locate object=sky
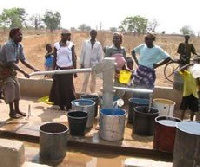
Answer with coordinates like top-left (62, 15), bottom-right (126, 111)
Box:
top-left (0, 0), bottom-right (200, 34)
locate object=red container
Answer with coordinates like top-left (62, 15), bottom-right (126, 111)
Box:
top-left (153, 116), bottom-right (181, 153)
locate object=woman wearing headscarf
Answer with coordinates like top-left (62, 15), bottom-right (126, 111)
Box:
top-left (49, 30), bottom-right (76, 111)
top-left (0, 28), bottom-right (38, 118)
top-left (131, 33), bottom-right (172, 90)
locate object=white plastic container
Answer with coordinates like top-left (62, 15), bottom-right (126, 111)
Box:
top-left (153, 98), bottom-right (176, 117)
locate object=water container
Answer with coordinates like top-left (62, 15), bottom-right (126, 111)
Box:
top-left (99, 108), bottom-right (126, 141)
top-left (80, 94), bottom-right (99, 117)
top-left (40, 123), bottom-right (68, 160)
top-left (67, 111), bottom-right (87, 136)
top-left (173, 122), bottom-right (200, 167)
top-left (153, 98), bottom-right (175, 116)
top-left (173, 71), bottom-right (183, 90)
top-left (128, 97), bottom-right (149, 124)
top-left (133, 106), bottom-right (159, 135)
top-left (153, 116), bottom-right (181, 153)
top-left (71, 99), bottom-right (95, 128)
top-left (119, 70), bottom-right (132, 83)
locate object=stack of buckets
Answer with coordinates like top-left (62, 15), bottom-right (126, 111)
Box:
top-left (152, 98), bottom-right (180, 153)
top-left (67, 94), bottom-right (126, 142)
top-left (128, 97), bottom-right (159, 136)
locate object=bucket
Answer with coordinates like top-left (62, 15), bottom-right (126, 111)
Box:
top-left (99, 108), bottom-right (126, 141)
top-left (40, 122), bottom-right (68, 160)
top-left (128, 97), bottom-right (149, 124)
top-left (67, 111), bottom-right (87, 136)
top-left (153, 116), bottom-right (181, 153)
top-left (71, 99), bottom-right (95, 128)
top-left (119, 70), bottom-right (132, 83)
top-left (153, 98), bottom-right (175, 117)
top-left (173, 71), bottom-right (184, 91)
top-left (133, 106), bottom-right (159, 135)
top-left (173, 122), bottom-right (200, 167)
top-left (80, 94), bottom-right (99, 117)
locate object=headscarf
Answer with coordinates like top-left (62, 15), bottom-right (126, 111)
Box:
top-left (145, 32), bottom-right (156, 40)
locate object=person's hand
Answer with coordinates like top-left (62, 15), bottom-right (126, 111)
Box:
top-left (80, 64), bottom-right (84, 69)
top-left (33, 68), bottom-right (40, 72)
top-left (153, 64), bottom-right (159, 69)
top-left (172, 59), bottom-right (180, 64)
top-left (22, 71), bottom-right (30, 78)
top-left (74, 73), bottom-right (78, 78)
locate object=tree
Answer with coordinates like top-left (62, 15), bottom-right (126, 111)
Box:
top-left (109, 27), bottom-right (117, 32)
top-left (29, 14), bottom-right (42, 30)
top-left (42, 10), bottom-right (61, 32)
top-left (119, 15), bottom-right (148, 34)
top-left (147, 19), bottom-right (159, 32)
top-left (180, 25), bottom-right (194, 36)
top-left (0, 7), bottom-right (27, 28)
top-left (78, 24), bottom-right (91, 32)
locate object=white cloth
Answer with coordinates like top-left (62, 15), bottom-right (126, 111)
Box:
top-left (54, 41), bottom-right (73, 67)
top-left (190, 64), bottom-right (200, 78)
top-left (80, 39), bottom-right (103, 68)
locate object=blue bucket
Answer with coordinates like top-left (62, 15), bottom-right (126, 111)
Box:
top-left (99, 108), bottom-right (126, 141)
top-left (128, 97), bottom-right (149, 123)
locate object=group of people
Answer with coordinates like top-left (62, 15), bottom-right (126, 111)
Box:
top-left (0, 27), bottom-right (199, 121)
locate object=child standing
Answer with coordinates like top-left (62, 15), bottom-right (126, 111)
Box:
top-left (45, 44), bottom-right (54, 77)
top-left (179, 64), bottom-right (200, 121)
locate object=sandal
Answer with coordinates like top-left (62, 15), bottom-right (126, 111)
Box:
top-left (16, 111), bottom-right (26, 117)
top-left (9, 112), bottom-right (21, 119)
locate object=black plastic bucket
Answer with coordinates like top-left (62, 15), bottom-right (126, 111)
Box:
top-left (40, 123), bottom-right (68, 160)
top-left (80, 95), bottom-right (99, 117)
top-left (133, 106), bottom-right (159, 135)
top-left (67, 111), bottom-right (87, 136)
top-left (128, 97), bottom-right (149, 124)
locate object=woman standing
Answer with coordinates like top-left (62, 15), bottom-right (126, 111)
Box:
top-left (49, 30), bottom-right (76, 111)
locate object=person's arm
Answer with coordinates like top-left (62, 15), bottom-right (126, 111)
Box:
top-left (53, 47), bottom-right (57, 70)
top-left (98, 44), bottom-right (103, 63)
top-left (72, 45), bottom-right (78, 77)
top-left (131, 50), bottom-right (139, 65)
top-left (191, 44), bottom-right (198, 56)
top-left (80, 41), bottom-right (86, 68)
top-left (153, 57), bottom-right (172, 69)
top-left (20, 59), bottom-right (39, 72)
top-left (6, 62), bottom-right (30, 78)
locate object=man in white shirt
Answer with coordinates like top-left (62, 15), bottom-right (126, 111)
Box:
top-left (80, 30), bottom-right (103, 93)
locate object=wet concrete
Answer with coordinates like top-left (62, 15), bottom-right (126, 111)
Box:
top-left (0, 96), bottom-right (173, 166)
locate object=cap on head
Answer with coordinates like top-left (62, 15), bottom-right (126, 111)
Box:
top-left (185, 34), bottom-right (190, 38)
top-left (145, 32), bottom-right (156, 40)
top-left (61, 29), bottom-right (71, 35)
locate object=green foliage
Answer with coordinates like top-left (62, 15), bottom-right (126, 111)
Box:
top-left (0, 7), bottom-right (27, 28)
top-left (109, 27), bottom-right (117, 32)
top-left (180, 25), bottom-right (194, 36)
top-left (78, 24), bottom-right (91, 32)
top-left (42, 10), bottom-right (61, 32)
top-left (119, 15), bottom-right (148, 33)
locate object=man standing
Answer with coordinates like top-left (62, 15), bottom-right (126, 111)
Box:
top-left (177, 34), bottom-right (198, 66)
top-left (0, 28), bottom-right (38, 118)
top-left (80, 30), bottom-right (103, 93)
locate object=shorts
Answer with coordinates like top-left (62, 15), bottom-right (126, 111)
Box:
top-left (180, 95), bottom-right (199, 112)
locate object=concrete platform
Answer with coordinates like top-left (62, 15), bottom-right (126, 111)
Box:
top-left (0, 96), bottom-right (173, 160)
